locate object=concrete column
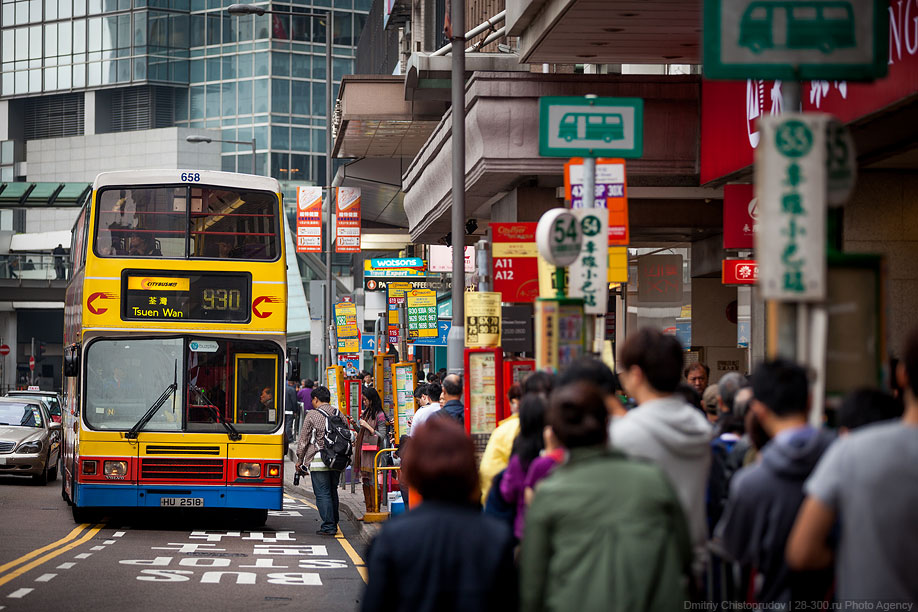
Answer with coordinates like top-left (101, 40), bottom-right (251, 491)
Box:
top-left (84, 91), bottom-right (96, 136)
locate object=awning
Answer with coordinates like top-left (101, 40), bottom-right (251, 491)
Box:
top-left (0, 182), bottom-right (91, 206)
top-left (9, 230), bottom-right (73, 252)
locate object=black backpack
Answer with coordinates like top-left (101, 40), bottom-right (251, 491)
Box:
top-left (316, 408), bottom-right (353, 471)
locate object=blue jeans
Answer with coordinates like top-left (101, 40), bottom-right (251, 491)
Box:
top-left (310, 469), bottom-right (340, 534)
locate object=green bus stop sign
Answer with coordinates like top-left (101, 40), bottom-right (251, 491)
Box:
top-left (704, 0), bottom-right (888, 81)
top-left (539, 97), bottom-right (644, 158)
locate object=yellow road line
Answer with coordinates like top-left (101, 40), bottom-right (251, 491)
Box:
top-left (283, 493), bottom-right (317, 510)
top-left (336, 529), bottom-right (368, 584)
top-left (0, 525), bottom-right (88, 575)
top-left (0, 524), bottom-right (105, 588)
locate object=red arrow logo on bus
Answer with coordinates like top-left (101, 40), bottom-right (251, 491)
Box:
top-left (252, 296), bottom-right (279, 319)
top-left (87, 292), bottom-right (116, 315)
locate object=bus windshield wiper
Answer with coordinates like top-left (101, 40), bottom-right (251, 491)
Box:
top-left (189, 383), bottom-right (242, 441)
top-left (125, 360), bottom-right (178, 440)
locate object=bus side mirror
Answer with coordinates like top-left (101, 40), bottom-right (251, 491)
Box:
top-left (287, 346), bottom-right (300, 381)
top-left (63, 344), bottom-right (80, 377)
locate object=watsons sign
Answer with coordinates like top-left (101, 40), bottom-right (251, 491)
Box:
top-left (369, 258), bottom-right (424, 269)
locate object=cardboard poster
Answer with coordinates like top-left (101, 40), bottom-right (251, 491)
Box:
top-left (295, 186), bottom-right (322, 253)
top-left (335, 187), bottom-right (361, 253)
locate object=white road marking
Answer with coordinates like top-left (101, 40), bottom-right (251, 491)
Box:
top-left (104, 540), bottom-right (116, 545)
top-left (74, 553), bottom-right (92, 559)
top-left (56, 563), bottom-right (75, 570)
top-left (113, 532), bottom-right (126, 538)
top-left (90, 546), bottom-right (105, 551)
top-left (34, 574), bottom-right (56, 583)
top-left (7, 589), bottom-right (33, 598)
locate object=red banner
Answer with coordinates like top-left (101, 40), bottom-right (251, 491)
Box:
top-left (722, 259), bottom-right (758, 285)
top-left (335, 187), bottom-right (361, 253)
top-left (723, 184), bottom-right (756, 250)
top-left (295, 186), bottom-right (322, 253)
top-left (491, 222), bottom-right (540, 303)
top-left (701, 0), bottom-right (918, 184)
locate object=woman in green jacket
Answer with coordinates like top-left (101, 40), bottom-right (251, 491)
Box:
top-left (520, 382), bottom-right (693, 612)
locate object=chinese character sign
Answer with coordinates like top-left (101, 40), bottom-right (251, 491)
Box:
top-left (723, 184), bottom-right (757, 250)
top-left (295, 186), bottom-right (322, 253)
top-left (387, 282), bottom-right (411, 345)
top-left (569, 208), bottom-right (609, 314)
top-left (335, 301), bottom-right (359, 353)
top-left (335, 187), bottom-right (361, 253)
top-left (756, 113), bottom-right (827, 301)
top-left (637, 255), bottom-right (684, 303)
top-left (491, 222), bottom-right (540, 303)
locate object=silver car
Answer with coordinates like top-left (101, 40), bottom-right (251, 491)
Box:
top-left (5, 390), bottom-right (63, 423)
top-left (0, 397), bottom-right (61, 485)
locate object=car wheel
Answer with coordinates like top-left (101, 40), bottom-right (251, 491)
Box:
top-left (247, 509), bottom-right (268, 527)
top-left (72, 505), bottom-right (96, 524)
top-left (48, 459), bottom-right (58, 482)
top-left (32, 461), bottom-right (49, 486)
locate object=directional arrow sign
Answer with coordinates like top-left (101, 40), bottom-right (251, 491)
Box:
top-left (361, 336), bottom-right (376, 351)
top-left (539, 97), bottom-right (644, 158)
top-left (703, 0), bottom-right (888, 81)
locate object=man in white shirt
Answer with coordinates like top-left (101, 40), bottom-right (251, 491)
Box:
top-left (410, 382), bottom-right (441, 432)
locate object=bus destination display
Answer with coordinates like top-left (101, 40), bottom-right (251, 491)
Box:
top-left (123, 272), bottom-right (250, 322)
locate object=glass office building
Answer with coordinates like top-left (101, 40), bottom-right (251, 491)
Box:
top-left (0, 0), bottom-right (369, 183)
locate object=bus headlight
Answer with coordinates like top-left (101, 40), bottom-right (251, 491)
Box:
top-left (237, 462), bottom-right (261, 478)
top-left (266, 464), bottom-right (281, 478)
top-left (103, 460), bottom-right (129, 477)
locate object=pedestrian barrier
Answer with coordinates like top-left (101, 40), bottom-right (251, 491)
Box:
top-left (363, 447), bottom-right (400, 523)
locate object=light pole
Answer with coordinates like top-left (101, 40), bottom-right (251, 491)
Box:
top-left (446, 0), bottom-right (466, 373)
top-left (227, 3), bottom-right (335, 373)
top-left (186, 135), bottom-right (256, 174)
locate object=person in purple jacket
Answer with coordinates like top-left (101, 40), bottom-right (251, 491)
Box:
top-left (500, 394), bottom-right (548, 540)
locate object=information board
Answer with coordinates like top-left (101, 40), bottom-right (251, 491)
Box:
top-left (325, 365), bottom-right (345, 414)
top-left (406, 289), bottom-right (438, 340)
top-left (465, 292), bottom-right (502, 348)
top-left (464, 348), bottom-right (503, 457)
top-left (122, 271), bottom-right (250, 322)
top-left (374, 354), bottom-right (396, 417)
top-left (392, 362), bottom-right (416, 440)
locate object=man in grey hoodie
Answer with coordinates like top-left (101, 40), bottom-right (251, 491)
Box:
top-left (713, 359), bottom-right (835, 606)
top-left (611, 328), bottom-right (713, 574)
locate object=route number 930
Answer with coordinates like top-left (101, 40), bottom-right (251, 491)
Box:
top-left (181, 172), bottom-right (201, 182)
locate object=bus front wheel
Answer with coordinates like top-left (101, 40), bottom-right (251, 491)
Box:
top-left (72, 505), bottom-right (96, 524)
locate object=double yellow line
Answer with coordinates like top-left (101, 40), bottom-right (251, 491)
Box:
top-left (0, 523), bottom-right (105, 588)
top-left (284, 493), bottom-right (368, 584)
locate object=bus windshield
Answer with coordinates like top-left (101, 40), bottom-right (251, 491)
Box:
top-left (94, 186), bottom-right (279, 260)
top-left (84, 337), bottom-right (282, 434)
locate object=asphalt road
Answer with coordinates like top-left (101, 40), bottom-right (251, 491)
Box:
top-left (0, 473), bottom-right (369, 612)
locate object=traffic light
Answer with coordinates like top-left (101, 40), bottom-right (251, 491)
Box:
top-left (36, 342), bottom-right (45, 361)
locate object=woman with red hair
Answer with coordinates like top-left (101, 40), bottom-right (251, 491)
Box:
top-left (361, 417), bottom-right (517, 612)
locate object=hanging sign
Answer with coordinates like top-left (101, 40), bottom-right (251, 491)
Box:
top-left (464, 292), bottom-right (502, 348)
top-left (335, 187), bottom-right (361, 253)
top-left (536, 209), bottom-right (582, 267)
top-left (387, 282), bottom-right (411, 345)
top-left (569, 208), bottom-right (609, 314)
top-left (724, 184), bottom-right (757, 250)
top-left (565, 158), bottom-right (626, 207)
top-left (428, 245), bottom-right (476, 273)
top-left (491, 222), bottom-right (540, 303)
top-left (295, 186), bottom-right (322, 253)
top-left (406, 289), bottom-right (438, 339)
top-left (722, 259), bottom-right (759, 285)
top-left (638, 255), bottom-right (684, 303)
top-left (756, 113), bottom-right (828, 301)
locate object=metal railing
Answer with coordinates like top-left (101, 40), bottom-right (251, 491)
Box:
top-left (0, 252), bottom-right (71, 281)
top-left (372, 447), bottom-right (400, 513)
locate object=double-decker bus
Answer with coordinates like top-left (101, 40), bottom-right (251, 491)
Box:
top-left (61, 170), bottom-right (288, 525)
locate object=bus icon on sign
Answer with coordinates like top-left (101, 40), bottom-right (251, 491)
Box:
top-left (558, 113), bottom-right (624, 143)
top-left (739, 1), bottom-right (855, 54)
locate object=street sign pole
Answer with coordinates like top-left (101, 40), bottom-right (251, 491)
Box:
top-left (446, 0), bottom-right (466, 375)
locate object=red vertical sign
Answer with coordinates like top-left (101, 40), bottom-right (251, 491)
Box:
top-left (335, 187), bottom-right (361, 253)
top-left (295, 186), bottom-right (322, 253)
top-left (723, 184), bottom-right (757, 250)
top-left (491, 222), bottom-right (540, 303)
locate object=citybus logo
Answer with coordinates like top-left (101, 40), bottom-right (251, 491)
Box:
top-left (87, 292), bottom-right (116, 315)
top-left (252, 296), bottom-right (280, 318)
top-left (127, 276), bottom-right (190, 291)
top-left (142, 279), bottom-right (179, 289)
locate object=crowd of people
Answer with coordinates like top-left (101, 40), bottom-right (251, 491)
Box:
top-left (353, 327), bottom-right (918, 612)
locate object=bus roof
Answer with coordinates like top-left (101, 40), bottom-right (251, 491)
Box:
top-left (92, 170), bottom-right (281, 194)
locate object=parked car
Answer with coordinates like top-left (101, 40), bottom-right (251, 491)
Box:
top-left (6, 390), bottom-right (63, 423)
top-left (0, 397), bottom-right (61, 484)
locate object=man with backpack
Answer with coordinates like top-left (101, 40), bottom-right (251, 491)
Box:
top-left (295, 385), bottom-right (353, 536)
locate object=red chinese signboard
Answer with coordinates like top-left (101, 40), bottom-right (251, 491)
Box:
top-left (295, 186), bottom-right (322, 253)
top-left (491, 222), bottom-right (540, 303)
top-left (722, 259), bottom-right (759, 285)
top-left (724, 184), bottom-right (757, 250)
top-left (701, 0), bottom-right (918, 184)
top-left (564, 158), bottom-right (629, 245)
top-left (335, 187), bottom-right (361, 253)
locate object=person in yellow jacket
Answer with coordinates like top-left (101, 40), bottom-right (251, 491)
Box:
top-left (479, 383), bottom-right (522, 504)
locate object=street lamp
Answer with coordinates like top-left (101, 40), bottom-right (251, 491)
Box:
top-left (186, 135), bottom-right (257, 175)
top-left (227, 3), bottom-right (335, 373)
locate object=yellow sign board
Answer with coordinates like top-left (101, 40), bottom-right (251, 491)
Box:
top-left (465, 291), bottom-right (501, 348)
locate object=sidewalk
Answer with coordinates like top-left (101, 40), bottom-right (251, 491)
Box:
top-left (283, 446), bottom-right (382, 546)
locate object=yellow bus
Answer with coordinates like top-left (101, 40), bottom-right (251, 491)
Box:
top-left (61, 170), bottom-right (289, 525)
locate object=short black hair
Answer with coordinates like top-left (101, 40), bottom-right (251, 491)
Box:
top-left (548, 382), bottom-right (608, 448)
top-left (751, 359), bottom-right (808, 417)
top-left (620, 328), bottom-right (684, 393)
top-left (558, 358), bottom-right (621, 396)
top-left (684, 362), bottom-right (710, 379)
top-left (413, 384), bottom-right (428, 400)
top-left (426, 372), bottom-right (438, 383)
top-left (442, 374), bottom-right (462, 397)
top-left (523, 371), bottom-right (555, 397)
top-left (425, 382), bottom-right (442, 402)
top-left (838, 388), bottom-right (903, 430)
top-left (305, 379), bottom-right (314, 388)
top-left (311, 385), bottom-right (331, 404)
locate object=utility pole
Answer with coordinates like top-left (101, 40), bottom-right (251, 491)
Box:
top-left (446, 0), bottom-right (466, 374)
